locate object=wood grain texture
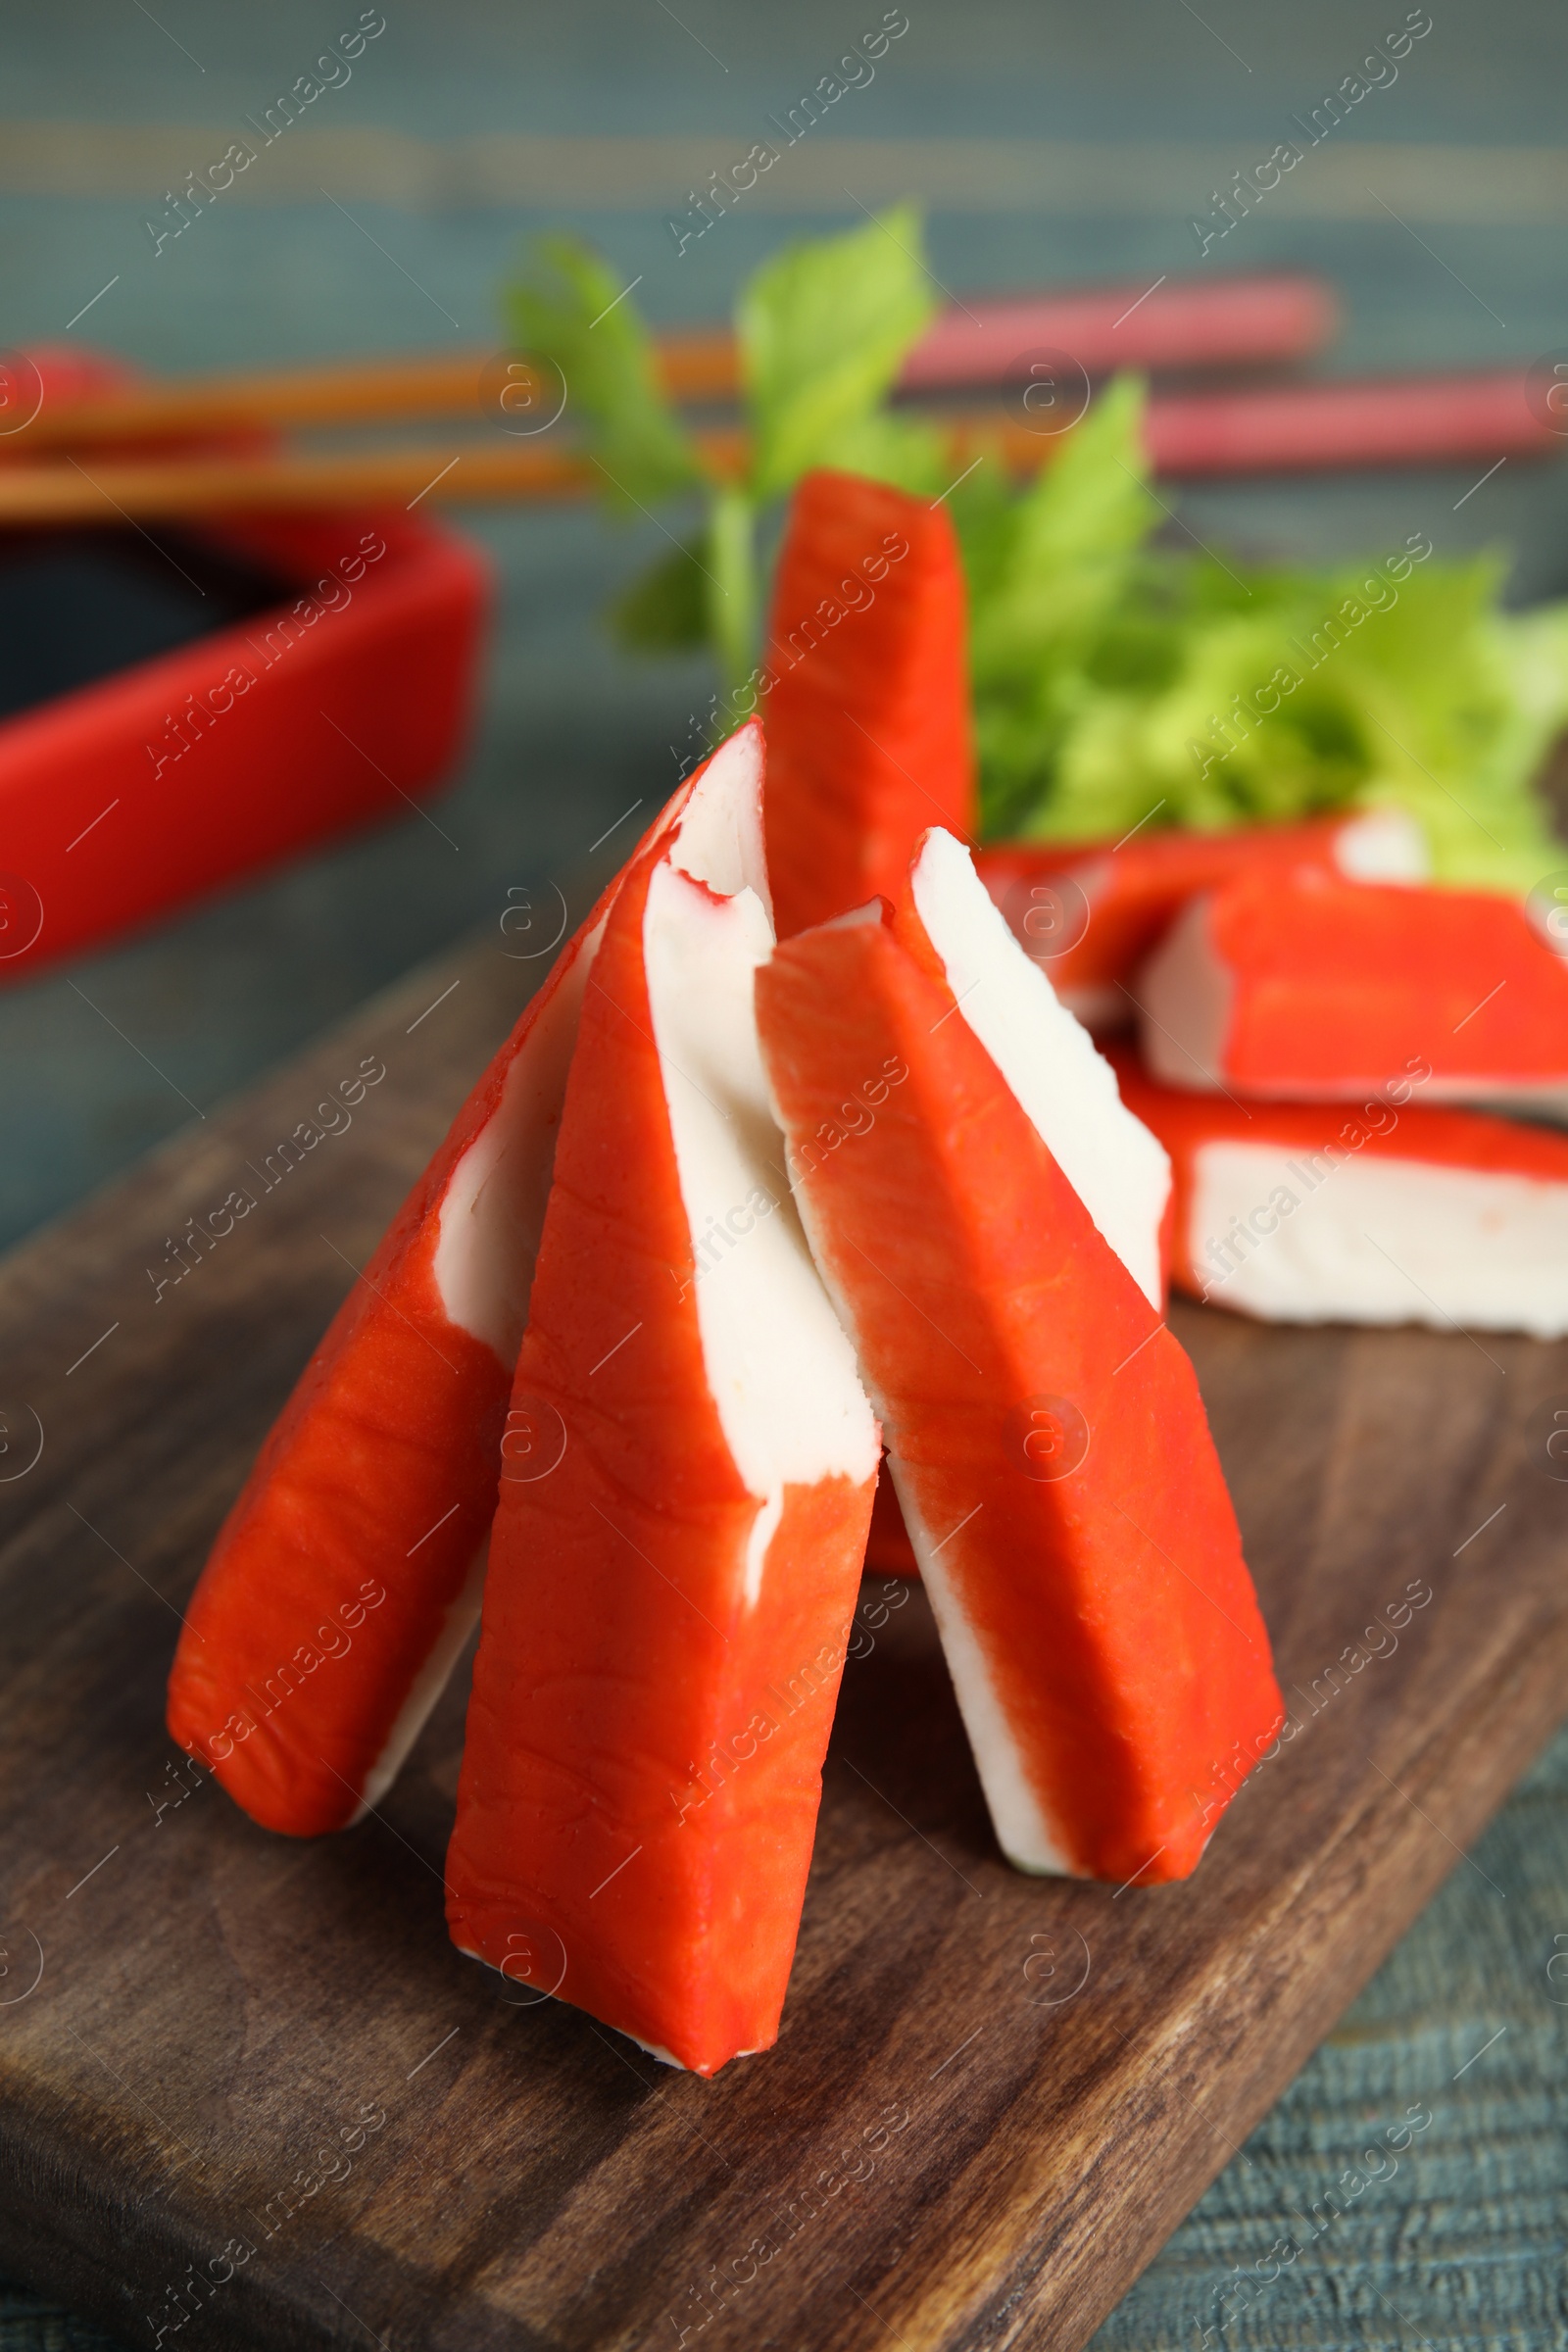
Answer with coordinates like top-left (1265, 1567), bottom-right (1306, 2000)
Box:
top-left (1, 900), bottom-right (1566, 2352)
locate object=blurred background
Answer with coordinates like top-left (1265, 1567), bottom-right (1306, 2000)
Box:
top-left (2, 5), bottom-right (1565, 2346)
top-left (8, 0), bottom-right (1568, 1255)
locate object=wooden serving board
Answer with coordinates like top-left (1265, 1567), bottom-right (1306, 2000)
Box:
top-left (2, 887), bottom-right (1566, 2352)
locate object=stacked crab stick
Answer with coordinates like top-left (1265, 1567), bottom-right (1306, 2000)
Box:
top-left (976, 808), bottom-right (1429, 1031)
top-left (167, 785), bottom-right (704, 1832)
top-left (170, 475), bottom-right (1285, 2070)
top-left (761, 469), bottom-right (976, 940)
top-left (445, 724), bottom-right (881, 2077)
top-left (762, 465), bottom-right (977, 1576)
top-left (1113, 1051), bottom-right (1568, 1338)
top-left (1138, 868), bottom-right (1568, 1113)
top-left (756, 829), bottom-right (1284, 1886)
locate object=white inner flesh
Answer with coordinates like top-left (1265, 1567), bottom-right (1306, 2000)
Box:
top-left (1191, 1139), bottom-right (1568, 1336)
top-left (1137, 893), bottom-right (1235, 1094)
top-left (355, 1541), bottom-right (488, 1821)
top-left (669, 722), bottom-right (772, 925)
top-left (433, 916), bottom-right (607, 1362)
top-left (440, 1996), bottom-right (757, 2072)
top-left (910, 829), bottom-right (1169, 1310)
top-left (626, 2034), bottom-right (687, 2069)
top-left (645, 862), bottom-right (878, 1606)
top-left (1332, 807), bottom-right (1431, 883)
top-left (429, 723), bottom-right (768, 1360)
top-left (889, 1463), bottom-right (1075, 1875)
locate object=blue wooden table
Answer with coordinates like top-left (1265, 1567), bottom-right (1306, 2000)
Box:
top-left (1, 3), bottom-right (1565, 2342)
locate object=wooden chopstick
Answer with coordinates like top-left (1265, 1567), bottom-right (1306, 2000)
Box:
top-left (9, 339), bottom-right (736, 452)
top-left (1, 368), bottom-right (1556, 526)
top-left (0, 440), bottom-right (620, 519)
top-left (9, 274), bottom-right (1334, 453)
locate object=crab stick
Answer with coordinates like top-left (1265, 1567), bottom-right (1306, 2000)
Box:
top-left (1139, 868), bottom-right (1568, 1112)
top-left (445, 724), bottom-right (880, 2076)
top-left (167, 785), bottom-right (704, 1836)
top-left (761, 468), bottom-right (975, 940)
top-left (977, 807), bottom-right (1428, 1031)
top-left (755, 829), bottom-right (1283, 1885)
top-left (1112, 1049), bottom-right (1568, 1336)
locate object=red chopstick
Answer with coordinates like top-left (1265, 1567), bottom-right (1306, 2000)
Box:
top-left (906, 273), bottom-right (1338, 388)
top-left (1144, 369), bottom-right (1557, 477)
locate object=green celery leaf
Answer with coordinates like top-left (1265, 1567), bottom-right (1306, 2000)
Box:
top-left (814, 409), bottom-right (950, 499)
top-left (978, 525), bottom-right (1566, 890)
top-left (966, 375), bottom-right (1161, 691)
top-left (505, 235), bottom-right (700, 512)
top-left (736, 202), bottom-right (938, 505)
top-left (1348, 571), bottom-right (1567, 890)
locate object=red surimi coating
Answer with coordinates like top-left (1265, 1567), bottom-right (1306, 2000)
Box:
top-left (761, 468), bottom-right (975, 940)
top-left (445, 725), bottom-right (879, 2076)
top-left (167, 785), bottom-right (706, 1834)
top-left (755, 845), bottom-right (1283, 1885)
top-left (976, 808), bottom-right (1426, 1031)
top-left (1114, 1050), bottom-right (1568, 1195)
top-left (1140, 868), bottom-right (1568, 1103)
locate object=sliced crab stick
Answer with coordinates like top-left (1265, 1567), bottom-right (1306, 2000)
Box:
top-left (756, 830), bottom-right (1283, 1886)
top-left (445, 724), bottom-right (880, 2076)
top-left (1112, 1050), bottom-right (1568, 1336)
top-left (977, 807), bottom-right (1428, 1031)
top-left (1139, 868), bottom-right (1568, 1112)
top-left (167, 785), bottom-right (705, 1835)
top-left (761, 468), bottom-right (975, 940)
